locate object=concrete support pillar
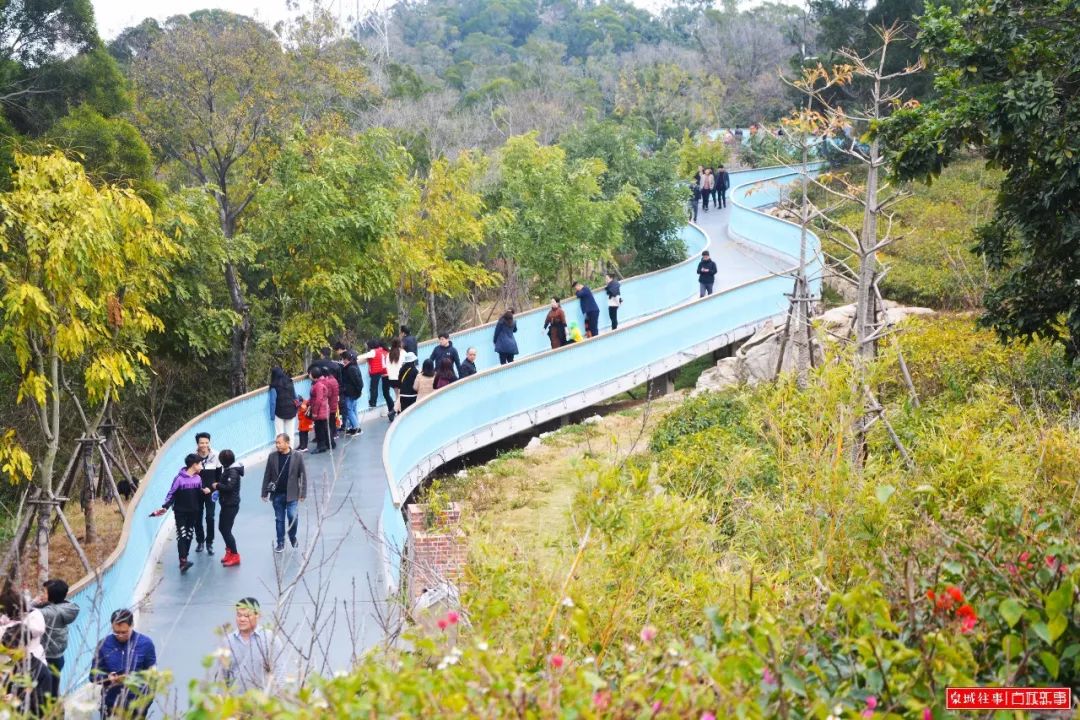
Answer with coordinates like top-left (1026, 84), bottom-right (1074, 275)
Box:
top-left (647, 372), bottom-right (675, 398)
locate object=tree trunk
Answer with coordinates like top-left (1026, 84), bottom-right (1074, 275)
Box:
top-left (224, 261), bottom-right (250, 396)
top-left (427, 291), bottom-right (438, 337)
top-left (81, 446), bottom-right (97, 545)
top-left (35, 503), bottom-right (50, 585)
top-left (855, 135), bottom-right (881, 363)
top-left (793, 140), bottom-right (812, 389)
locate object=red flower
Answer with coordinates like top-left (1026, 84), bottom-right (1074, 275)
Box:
top-left (437, 618), bottom-right (449, 630)
top-left (926, 589), bottom-right (936, 601)
top-left (446, 611), bottom-right (460, 625)
top-left (1046, 555), bottom-right (1058, 569)
top-left (1005, 563), bottom-right (1019, 577)
top-left (550, 654), bottom-right (565, 669)
top-left (960, 614), bottom-right (977, 634)
top-left (1019, 551), bottom-right (1030, 563)
top-left (957, 604), bottom-right (977, 620)
top-left (946, 586), bottom-right (964, 603)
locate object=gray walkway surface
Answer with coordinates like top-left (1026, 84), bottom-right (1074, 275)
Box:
top-left (138, 421), bottom-right (391, 715)
top-left (133, 202), bottom-right (788, 715)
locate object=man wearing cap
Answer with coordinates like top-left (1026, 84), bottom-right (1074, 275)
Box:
top-left (222, 598), bottom-right (284, 694)
top-left (696, 251), bottom-right (718, 297)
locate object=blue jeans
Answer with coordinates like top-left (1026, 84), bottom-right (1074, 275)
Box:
top-left (271, 495), bottom-right (298, 545)
top-left (344, 396), bottom-right (360, 430)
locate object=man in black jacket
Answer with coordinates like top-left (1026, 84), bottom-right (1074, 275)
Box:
top-left (340, 351), bottom-right (364, 436)
top-left (697, 251), bottom-right (719, 297)
top-left (399, 326), bottom-right (418, 354)
top-left (460, 347), bottom-right (478, 378)
top-left (715, 165), bottom-right (730, 208)
top-left (428, 334), bottom-right (461, 375)
top-left (193, 432), bottom-right (220, 555)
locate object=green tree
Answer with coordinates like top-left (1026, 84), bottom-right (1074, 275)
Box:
top-left (561, 120), bottom-right (687, 274)
top-left (0, 0), bottom-right (98, 105)
top-left (491, 133), bottom-right (639, 302)
top-left (882, 0), bottom-right (1080, 355)
top-left (382, 152), bottom-right (503, 335)
top-left (0, 151), bottom-right (179, 581)
top-left (614, 62), bottom-right (725, 142)
top-left (252, 131), bottom-right (414, 361)
top-left (131, 12), bottom-right (292, 395)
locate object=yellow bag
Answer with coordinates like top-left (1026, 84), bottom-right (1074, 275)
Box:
top-left (569, 323), bottom-right (584, 343)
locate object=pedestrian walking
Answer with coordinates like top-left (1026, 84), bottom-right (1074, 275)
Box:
top-left (385, 339), bottom-right (403, 418)
top-left (460, 347), bottom-right (478, 378)
top-left (604, 272), bottom-right (622, 330)
top-left (428, 333), bottom-right (461, 376)
top-left (340, 351), bottom-right (364, 435)
top-left (701, 168), bottom-right (714, 211)
top-left (261, 434), bottom-right (307, 553)
top-left (697, 250), bottom-right (718, 297)
top-left (296, 397), bottom-right (313, 452)
top-left (688, 180), bottom-right (700, 222)
top-left (398, 352), bottom-right (419, 411)
top-left (267, 367), bottom-right (298, 442)
top-left (214, 449), bottom-right (244, 567)
top-left (1, 587), bottom-right (49, 715)
top-left (573, 281), bottom-right (601, 338)
top-left (361, 339), bottom-right (394, 420)
top-left (399, 325), bottom-right (418, 354)
top-left (149, 453), bottom-right (209, 573)
top-left (89, 609), bottom-right (156, 719)
top-left (493, 310), bottom-right (519, 365)
top-left (544, 298), bottom-right (568, 348)
top-left (433, 357), bottom-right (457, 389)
top-left (32, 578), bottom-right (80, 699)
top-left (222, 598), bottom-right (283, 694)
top-left (715, 165), bottom-right (730, 208)
top-left (307, 367), bottom-right (333, 454)
top-left (193, 432), bottom-right (220, 556)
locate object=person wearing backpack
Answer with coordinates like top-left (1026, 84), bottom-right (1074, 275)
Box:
top-left (604, 272), bottom-right (622, 330)
top-left (493, 310), bottom-right (519, 364)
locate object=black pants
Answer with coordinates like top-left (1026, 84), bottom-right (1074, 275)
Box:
top-left (369, 374), bottom-right (394, 411)
top-left (314, 418), bottom-right (333, 451)
top-left (46, 655), bottom-right (64, 698)
top-left (608, 306), bottom-right (619, 330)
top-left (400, 395), bottom-right (417, 412)
top-left (688, 199), bottom-right (698, 222)
top-left (717, 188), bottom-right (727, 208)
top-left (175, 511), bottom-right (197, 560)
top-left (329, 410), bottom-right (338, 438)
top-left (701, 187), bottom-right (711, 209)
top-left (298, 430), bottom-right (309, 450)
top-left (498, 353), bottom-right (515, 364)
top-left (584, 311), bottom-right (600, 338)
top-left (193, 492), bottom-right (215, 547)
top-left (218, 505), bottom-right (239, 554)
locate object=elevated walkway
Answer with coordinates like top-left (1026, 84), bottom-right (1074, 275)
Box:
top-left (55, 165), bottom-right (821, 711)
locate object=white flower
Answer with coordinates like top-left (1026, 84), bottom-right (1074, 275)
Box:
top-left (667, 647), bottom-right (679, 657)
top-left (583, 656), bottom-right (595, 664)
top-left (625, 644), bottom-right (637, 653)
top-left (561, 597), bottom-right (575, 608)
top-left (476, 640), bottom-right (489, 651)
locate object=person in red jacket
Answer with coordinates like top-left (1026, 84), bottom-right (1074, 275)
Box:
top-left (308, 367), bottom-right (332, 454)
top-left (360, 339), bottom-right (395, 420)
top-left (323, 370), bottom-right (340, 449)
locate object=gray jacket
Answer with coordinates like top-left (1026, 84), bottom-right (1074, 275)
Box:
top-left (260, 450), bottom-right (307, 503)
top-left (35, 601), bottom-right (80, 659)
top-left (223, 628), bottom-right (284, 693)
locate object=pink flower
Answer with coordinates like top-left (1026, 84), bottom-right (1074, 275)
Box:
top-left (446, 611), bottom-right (460, 625)
top-left (1046, 555), bottom-right (1057, 568)
top-left (923, 708), bottom-right (932, 720)
top-left (866, 696), bottom-right (878, 710)
top-left (701, 713), bottom-right (716, 720)
top-left (1018, 551), bottom-right (1030, 563)
top-left (651, 700), bottom-right (663, 713)
top-left (862, 712), bottom-right (874, 719)
top-left (593, 690), bottom-right (611, 710)
top-left (762, 668), bottom-right (776, 685)
top-left (1005, 563), bottom-right (1018, 577)
top-left (960, 614), bottom-right (977, 634)
top-left (437, 618), bottom-right (449, 630)
top-left (550, 654), bottom-right (565, 669)
top-left (640, 625), bottom-right (658, 643)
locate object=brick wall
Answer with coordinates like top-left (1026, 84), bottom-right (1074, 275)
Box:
top-left (406, 502), bottom-right (467, 605)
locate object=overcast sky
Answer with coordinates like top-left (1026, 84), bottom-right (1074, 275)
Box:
top-left (91, 0), bottom-right (682, 40)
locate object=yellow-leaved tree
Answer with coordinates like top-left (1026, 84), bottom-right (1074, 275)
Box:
top-left (383, 153), bottom-right (504, 335)
top-left (0, 151), bottom-right (180, 582)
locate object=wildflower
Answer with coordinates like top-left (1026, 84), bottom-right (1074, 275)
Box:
top-left (593, 690), bottom-right (611, 711)
top-left (946, 586), bottom-right (964, 603)
top-left (762, 668), bottom-right (776, 685)
top-left (550, 654), bottom-right (565, 669)
top-left (863, 695), bottom-right (877, 717)
top-left (702, 714), bottom-right (717, 720)
top-left (960, 614), bottom-right (977, 634)
top-left (1019, 551), bottom-right (1030, 563)
top-left (925, 589), bottom-right (935, 601)
top-left (652, 700), bottom-right (663, 713)
top-left (476, 640), bottom-right (489, 651)
top-left (437, 618), bottom-right (449, 630)
top-left (446, 611), bottom-right (460, 625)
top-left (1005, 563), bottom-right (1018, 577)
top-left (923, 708), bottom-right (932, 720)
top-left (956, 604), bottom-right (976, 620)
top-left (640, 625), bottom-right (658, 643)
top-left (561, 596), bottom-right (575, 608)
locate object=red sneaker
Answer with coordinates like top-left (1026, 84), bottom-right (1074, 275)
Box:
top-left (222, 552), bottom-right (241, 567)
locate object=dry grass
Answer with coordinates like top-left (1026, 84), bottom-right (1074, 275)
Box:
top-left (449, 394), bottom-right (684, 570)
top-left (15, 499), bottom-right (127, 586)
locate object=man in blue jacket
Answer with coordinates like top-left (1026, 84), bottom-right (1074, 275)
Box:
top-left (90, 608), bottom-right (157, 718)
top-left (573, 281), bottom-right (601, 338)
